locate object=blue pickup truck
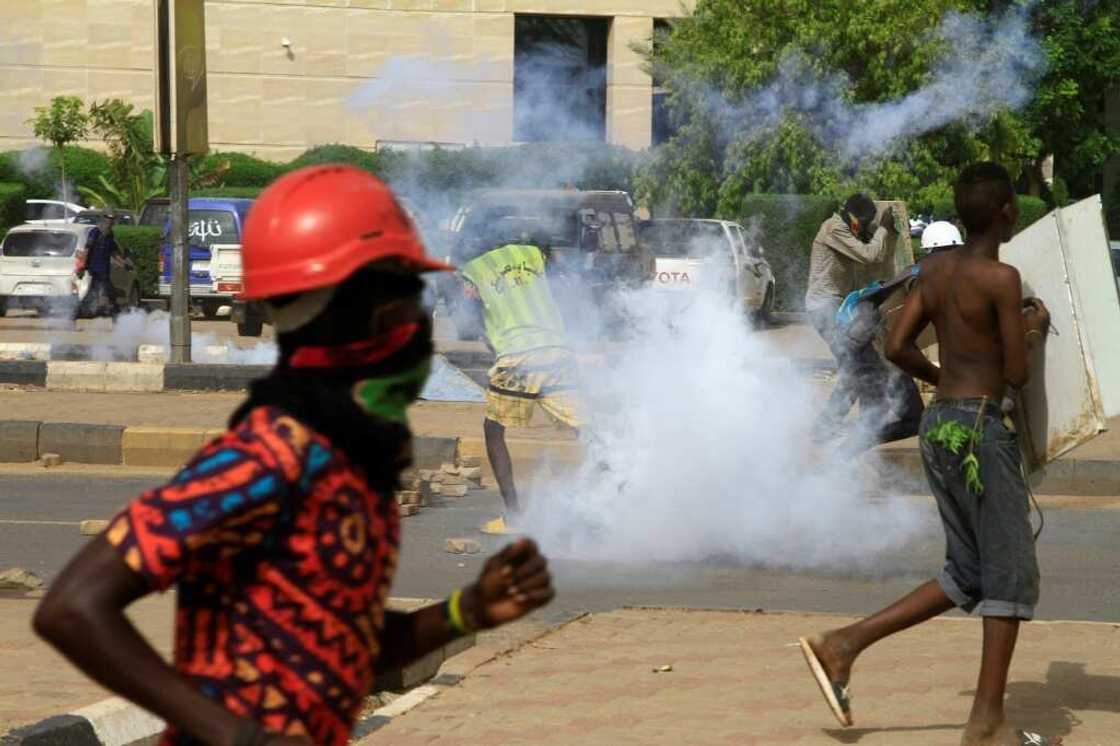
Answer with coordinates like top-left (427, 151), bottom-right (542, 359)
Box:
top-left (157, 198), bottom-right (254, 317)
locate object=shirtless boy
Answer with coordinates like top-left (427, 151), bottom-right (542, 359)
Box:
top-left (798, 162), bottom-right (1057, 746)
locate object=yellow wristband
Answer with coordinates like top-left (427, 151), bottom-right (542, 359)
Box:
top-left (447, 589), bottom-right (473, 636)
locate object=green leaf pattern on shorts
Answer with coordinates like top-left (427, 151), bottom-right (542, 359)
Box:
top-left (924, 419), bottom-right (985, 495)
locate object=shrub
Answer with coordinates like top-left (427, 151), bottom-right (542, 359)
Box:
top-left (1016, 196), bottom-right (1050, 233)
top-left (199, 152), bottom-right (284, 187)
top-left (115, 225), bottom-right (162, 297)
top-left (287, 144), bottom-right (404, 178)
top-left (0, 182), bottom-right (26, 235)
top-left (720, 194), bottom-right (836, 311)
top-left (0, 147), bottom-right (110, 201)
top-left (192, 186), bottom-right (263, 199)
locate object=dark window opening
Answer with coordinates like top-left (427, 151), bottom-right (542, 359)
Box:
top-left (651, 19), bottom-right (676, 146)
top-left (514, 15), bottom-right (608, 142)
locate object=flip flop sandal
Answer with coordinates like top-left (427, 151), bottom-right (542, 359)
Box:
top-left (798, 637), bottom-right (852, 727)
top-left (1018, 732), bottom-right (1058, 745)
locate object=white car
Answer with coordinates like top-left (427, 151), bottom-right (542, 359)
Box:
top-left (640, 218), bottom-right (777, 321)
top-left (24, 199), bottom-right (86, 224)
top-left (0, 223), bottom-right (139, 317)
top-left (209, 242), bottom-right (268, 336)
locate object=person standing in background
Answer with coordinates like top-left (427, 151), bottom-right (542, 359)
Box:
top-left (805, 194), bottom-right (898, 440)
top-left (79, 211), bottom-right (120, 317)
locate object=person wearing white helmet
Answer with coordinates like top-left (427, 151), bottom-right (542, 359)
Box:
top-left (921, 221), bottom-right (964, 253)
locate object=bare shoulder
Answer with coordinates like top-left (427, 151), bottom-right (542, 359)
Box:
top-left (981, 260), bottom-right (1022, 295)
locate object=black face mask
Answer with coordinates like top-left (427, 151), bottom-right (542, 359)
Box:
top-left (232, 269), bottom-right (433, 495)
top-left (842, 208), bottom-right (878, 243)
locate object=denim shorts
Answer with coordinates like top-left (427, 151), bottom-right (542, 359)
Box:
top-left (919, 398), bottom-right (1040, 619)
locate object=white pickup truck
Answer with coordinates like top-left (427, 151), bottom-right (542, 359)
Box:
top-left (209, 243), bottom-right (266, 336)
top-left (639, 218), bottom-right (776, 321)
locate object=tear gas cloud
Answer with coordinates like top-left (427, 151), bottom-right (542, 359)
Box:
top-left (518, 241), bottom-right (927, 569)
top-left (87, 309), bottom-right (279, 364)
top-left (683, 4), bottom-right (1044, 161)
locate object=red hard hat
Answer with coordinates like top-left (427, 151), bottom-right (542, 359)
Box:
top-left (240, 164), bottom-right (452, 300)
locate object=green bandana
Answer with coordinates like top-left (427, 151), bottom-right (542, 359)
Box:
top-left (351, 360), bottom-right (431, 425)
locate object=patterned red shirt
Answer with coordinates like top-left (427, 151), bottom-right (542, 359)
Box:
top-left (106, 406), bottom-right (400, 745)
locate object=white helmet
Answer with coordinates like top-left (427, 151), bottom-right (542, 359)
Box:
top-left (921, 221), bottom-right (964, 251)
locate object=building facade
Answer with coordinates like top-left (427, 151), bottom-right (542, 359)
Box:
top-left (0, 0), bottom-right (689, 161)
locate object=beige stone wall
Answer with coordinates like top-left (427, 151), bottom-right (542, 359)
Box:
top-left (0, 0), bottom-right (689, 162)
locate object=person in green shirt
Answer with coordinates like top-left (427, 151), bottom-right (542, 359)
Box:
top-left (459, 217), bottom-right (585, 535)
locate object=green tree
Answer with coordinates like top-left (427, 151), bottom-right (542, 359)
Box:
top-left (1016, 0), bottom-right (1120, 198)
top-left (27, 95), bottom-right (89, 203)
top-left (641, 0), bottom-right (1120, 216)
top-left (78, 100), bottom-right (161, 212)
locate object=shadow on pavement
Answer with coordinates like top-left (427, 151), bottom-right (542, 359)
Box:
top-left (820, 661), bottom-right (1120, 743)
top-left (999, 660), bottom-right (1120, 741)
top-left (822, 723), bottom-right (961, 743)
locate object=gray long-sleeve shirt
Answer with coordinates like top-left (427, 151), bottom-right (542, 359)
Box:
top-left (804, 214), bottom-right (890, 312)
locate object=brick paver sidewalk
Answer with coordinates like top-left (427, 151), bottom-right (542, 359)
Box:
top-left (0, 594), bottom-right (173, 734)
top-left (361, 608), bottom-right (1120, 746)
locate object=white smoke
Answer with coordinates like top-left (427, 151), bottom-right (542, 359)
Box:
top-left (87, 309), bottom-right (278, 364)
top-left (14, 147), bottom-right (76, 203)
top-left (515, 218), bottom-right (927, 566)
top-left (519, 254), bottom-right (926, 568)
top-left (18, 148), bottom-right (49, 177)
top-left (688, 4), bottom-right (1044, 161)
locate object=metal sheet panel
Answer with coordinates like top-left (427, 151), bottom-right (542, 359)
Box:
top-left (1002, 199), bottom-right (1109, 468)
top-left (1055, 196), bottom-right (1120, 419)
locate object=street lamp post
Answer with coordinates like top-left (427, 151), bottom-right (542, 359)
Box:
top-left (154, 0), bottom-right (209, 364)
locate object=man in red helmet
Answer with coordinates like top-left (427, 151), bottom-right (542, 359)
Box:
top-left (34, 165), bottom-right (556, 746)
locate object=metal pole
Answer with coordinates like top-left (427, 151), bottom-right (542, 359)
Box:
top-left (169, 153), bottom-right (191, 363)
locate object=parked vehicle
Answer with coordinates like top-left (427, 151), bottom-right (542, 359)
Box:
top-left (138, 197), bottom-right (170, 228)
top-left (209, 242), bottom-right (270, 337)
top-left (639, 218), bottom-right (776, 322)
top-left (0, 223), bottom-right (139, 317)
top-left (74, 209), bottom-right (136, 226)
top-left (157, 197), bottom-right (255, 318)
top-left (437, 189), bottom-right (651, 338)
top-left (24, 200), bottom-right (85, 224)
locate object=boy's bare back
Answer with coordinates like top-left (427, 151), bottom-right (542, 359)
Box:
top-left (916, 249), bottom-right (1028, 401)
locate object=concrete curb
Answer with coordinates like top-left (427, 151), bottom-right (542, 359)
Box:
top-left (0, 361), bottom-right (269, 393)
top-left (0, 420), bottom-right (462, 470)
top-left (0, 361), bottom-right (47, 387)
top-left (876, 448), bottom-right (1120, 497)
top-left (0, 354), bottom-right (839, 394)
top-left (0, 698), bottom-right (162, 746)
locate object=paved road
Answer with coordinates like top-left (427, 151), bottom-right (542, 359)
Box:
top-left (3, 473), bottom-right (1117, 622)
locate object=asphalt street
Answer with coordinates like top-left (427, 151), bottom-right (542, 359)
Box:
top-left (2, 472), bottom-right (1118, 623)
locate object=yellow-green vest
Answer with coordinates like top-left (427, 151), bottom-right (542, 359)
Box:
top-left (461, 244), bottom-right (567, 357)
